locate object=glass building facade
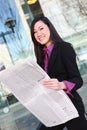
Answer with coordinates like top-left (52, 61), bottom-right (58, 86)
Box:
top-left (0, 0), bottom-right (87, 129)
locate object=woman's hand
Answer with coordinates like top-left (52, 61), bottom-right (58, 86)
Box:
top-left (42, 78), bottom-right (67, 90)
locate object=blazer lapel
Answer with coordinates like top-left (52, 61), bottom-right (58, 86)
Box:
top-left (48, 43), bottom-right (59, 72)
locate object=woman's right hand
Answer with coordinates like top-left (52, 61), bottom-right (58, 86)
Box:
top-left (42, 78), bottom-right (67, 91)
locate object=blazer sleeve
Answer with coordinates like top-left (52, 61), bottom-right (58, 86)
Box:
top-left (61, 42), bottom-right (83, 91)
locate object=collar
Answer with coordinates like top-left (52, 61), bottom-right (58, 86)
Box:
top-left (43, 43), bottom-right (54, 56)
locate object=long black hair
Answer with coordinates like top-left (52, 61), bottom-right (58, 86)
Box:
top-left (30, 15), bottom-right (63, 66)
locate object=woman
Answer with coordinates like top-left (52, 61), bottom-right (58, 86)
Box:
top-left (30, 15), bottom-right (87, 130)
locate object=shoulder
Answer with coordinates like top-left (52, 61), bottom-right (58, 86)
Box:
top-left (58, 41), bottom-right (75, 53)
top-left (59, 41), bottom-right (73, 49)
top-left (54, 41), bottom-right (76, 59)
top-left (55, 41), bottom-right (73, 49)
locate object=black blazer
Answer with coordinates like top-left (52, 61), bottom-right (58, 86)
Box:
top-left (46, 41), bottom-right (85, 114)
top-left (47, 41), bottom-right (83, 91)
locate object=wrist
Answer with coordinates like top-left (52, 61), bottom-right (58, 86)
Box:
top-left (61, 82), bottom-right (67, 90)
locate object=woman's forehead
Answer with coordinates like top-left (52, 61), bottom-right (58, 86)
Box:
top-left (34, 20), bottom-right (47, 29)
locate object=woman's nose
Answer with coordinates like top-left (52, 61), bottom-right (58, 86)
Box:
top-left (37, 31), bottom-right (41, 36)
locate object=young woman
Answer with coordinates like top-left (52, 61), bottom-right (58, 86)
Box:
top-left (30, 15), bottom-right (87, 130)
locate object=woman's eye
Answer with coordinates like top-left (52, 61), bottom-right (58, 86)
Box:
top-left (40, 27), bottom-right (44, 30)
top-left (33, 27), bottom-right (44, 35)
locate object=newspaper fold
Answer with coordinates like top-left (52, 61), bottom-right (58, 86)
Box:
top-left (0, 58), bottom-right (79, 127)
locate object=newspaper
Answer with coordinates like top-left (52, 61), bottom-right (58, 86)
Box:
top-left (0, 58), bottom-right (79, 127)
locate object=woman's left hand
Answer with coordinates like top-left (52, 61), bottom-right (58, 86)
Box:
top-left (42, 78), bottom-right (66, 90)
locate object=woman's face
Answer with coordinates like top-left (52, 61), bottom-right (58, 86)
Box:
top-left (33, 20), bottom-right (52, 47)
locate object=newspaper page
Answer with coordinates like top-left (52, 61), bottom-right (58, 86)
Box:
top-left (0, 58), bottom-right (79, 127)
